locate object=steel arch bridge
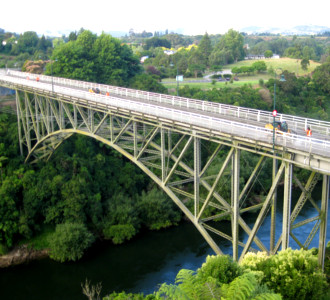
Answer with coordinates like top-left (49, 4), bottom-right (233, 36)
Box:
top-left (1, 70), bottom-right (329, 267)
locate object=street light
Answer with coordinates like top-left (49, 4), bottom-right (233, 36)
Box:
top-left (170, 61), bottom-right (182, 96)
top-left (272, 69), bottom-right (286, 151)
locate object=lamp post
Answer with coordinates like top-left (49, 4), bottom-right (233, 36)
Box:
top-left (51, 60), bottom-right (54, 93)
top-left (272, 69), bottom-right (286, 151)
top-left (170, 62), bottom-right (180, 96)
top-left (176, 65), bottom-right (179, 96)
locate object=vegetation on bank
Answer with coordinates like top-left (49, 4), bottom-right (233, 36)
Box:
top-left (98, 246), bottom-right (330, 300)
top-left (0, 111), bottom-right (182, 261)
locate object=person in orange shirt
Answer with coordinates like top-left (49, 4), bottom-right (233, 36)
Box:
top-left (305, 126), bottom-right (312, 137)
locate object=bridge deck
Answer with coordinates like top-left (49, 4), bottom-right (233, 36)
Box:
top-left (1, 70), bottom-right (330, 174)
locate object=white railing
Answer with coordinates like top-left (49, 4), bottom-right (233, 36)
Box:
top-left (1, 72), bottom-right (329, 160)
top-left (6, 70), bottom-right (330, 138)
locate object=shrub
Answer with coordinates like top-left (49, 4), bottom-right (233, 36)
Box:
top-left (48, 223), bottom-right (95, 262)
top-left (197, 254), bottom-right (242, 284)
top-left (241, 248), bottom-right (327, 300)
top-left (103, 224), bottom-right (136, 244)
top-left (324, 241), bottom-right (330, 283)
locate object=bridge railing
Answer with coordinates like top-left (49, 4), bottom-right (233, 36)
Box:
top-left (5, 70), bottom-right (330, 138)
top-left (2, 72), bottom-right (329, 161)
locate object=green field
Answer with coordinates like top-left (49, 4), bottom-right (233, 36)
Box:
top-left (162, 58), bottom-right (321, 90)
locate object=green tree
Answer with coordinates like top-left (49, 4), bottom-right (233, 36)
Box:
top-left (241, 249), bottom-right (327, 300)
top-left (48, 223), bottom-right (95, 262)
top-left (144, 37), bottom-right (171, 50)
top-left (264, 50), bottom-right (273, 58)
top-left (212, 29), bottom-right (244, 64)
top-left (301, 58), bottom-right (310, 70)
top-left (197, 32), bottom-right (212, 67)
top-left (12, 31), bottom-right (39, 55)
top-left (130, 74), bottom-right (167, 93)
top-left (49, 31), bottom-right (141, 86)
top-left (93, 33), bottom-right (141, 86)
top-left (103, 224), bottom-right (136, 244)
top-left (252, 60), bottom-right (267, 73)
top-left (188, 48), bottom-right (206, 77)
top-left (311, 59), bottom-right (330, 93)
top-left (197, 254), bottom-right (242, 284)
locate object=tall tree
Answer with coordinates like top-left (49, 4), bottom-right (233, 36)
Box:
top-left (49, 31), bottom-right (141, 86)
top-left (211, 29), bottom-right (244, 64)
top-left (197, 32), bottom-right (212, 67)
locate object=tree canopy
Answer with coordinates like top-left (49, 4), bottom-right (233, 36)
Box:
top-left (49, 30), bottom-right (141, 86)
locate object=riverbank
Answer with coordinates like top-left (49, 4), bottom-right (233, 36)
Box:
top-left (0, 245), bottom-right (49, 268)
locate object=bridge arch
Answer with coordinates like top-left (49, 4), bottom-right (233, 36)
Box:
top-left (26, 127), bottom-right (223, 255)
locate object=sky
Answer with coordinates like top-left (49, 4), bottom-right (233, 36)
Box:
top-left (2, 0), bottom-right (329, 36)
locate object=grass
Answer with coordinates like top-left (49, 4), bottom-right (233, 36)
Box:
top-left (162, 58), bottom-right (321, 91)
top-left (225, 57), bottom-right (320, 77)
top-left (163, 79), bottom-right (256, 90)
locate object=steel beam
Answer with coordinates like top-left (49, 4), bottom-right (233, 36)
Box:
top-left (282, 157), bottom-right (292, 250)
top-left (318, 175), bottom-right (329, 270)
top-left (231, 146), bottom-right (240, 260)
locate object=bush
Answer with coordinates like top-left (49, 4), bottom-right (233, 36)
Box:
top-left (324, 241), bottom-right (330, 283)
top-left (103, 224), bottom-right (136, 244)
top-left (197, 254), bottom-right (242, 284)
top-left (241, 248), bottom-right (327, 300)
top-left (48, 223), bottom-right (95, 262)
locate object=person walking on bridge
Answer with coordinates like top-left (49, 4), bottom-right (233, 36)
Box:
top-left (305, 126), bottom-right (312, 137)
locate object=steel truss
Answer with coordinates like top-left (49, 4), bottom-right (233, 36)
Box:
top-left (15, 89), bottom-right (329, 267)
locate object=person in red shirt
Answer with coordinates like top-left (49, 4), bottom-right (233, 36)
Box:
top-left (305, 126), bottom-right (312, 137)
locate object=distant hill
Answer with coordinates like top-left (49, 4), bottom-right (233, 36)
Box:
top-left (240, 25), bottom-right (330, 35)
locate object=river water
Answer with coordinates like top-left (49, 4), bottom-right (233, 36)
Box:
top-left (0, 186), bottom-right (329, 300)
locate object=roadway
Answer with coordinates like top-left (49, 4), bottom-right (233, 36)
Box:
top-left (1, 70), bottom-right (330, 166)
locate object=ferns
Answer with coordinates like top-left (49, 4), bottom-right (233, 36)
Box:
top-left (156, 268), bottom-right (281, 300)
top-left (222, 273), bottom-right (257, 299)
top-left (253, 294), bottom-right (282, 300)
top-left (106, 249), bottom-right (326, 299)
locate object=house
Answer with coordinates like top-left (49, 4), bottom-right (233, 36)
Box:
top-left (140, 56), bottom-right (149, 63)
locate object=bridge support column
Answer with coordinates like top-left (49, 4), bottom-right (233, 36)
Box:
top-left (318, 175), bottom-right (329, 270)
top-left (15, 91), bottom-right (23, 156)
top-left (194, 136), bottom-right (201, 218)
top-left (231, 146), bottom-right (240, 261)
top-left (161, 128), bottom-right (166, 182)
top-left (133, 121), bottom-right (138, 158)
top-left (270, 157), bottom-right (278, 253)
top-left (282, 159), bottom-right (292, 250)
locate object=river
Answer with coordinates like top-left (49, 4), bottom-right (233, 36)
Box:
top-left (0, 186), bottom-right (329, 300)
